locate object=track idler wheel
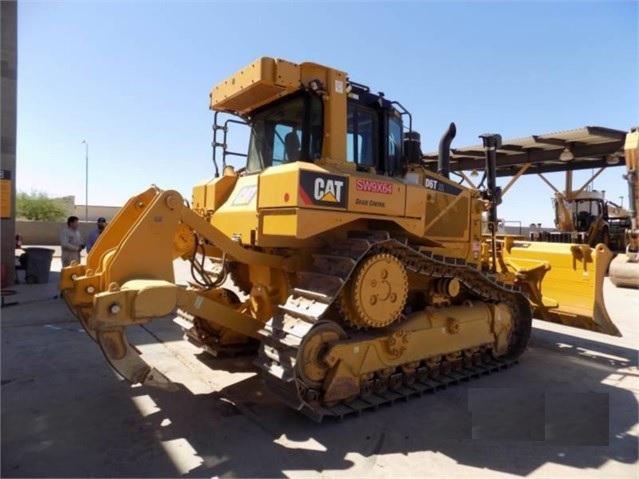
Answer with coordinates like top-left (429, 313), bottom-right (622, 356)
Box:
top-left (339, 253), bottom-right (408, 329)
top-left (296, 321), bottom-right (347, 388)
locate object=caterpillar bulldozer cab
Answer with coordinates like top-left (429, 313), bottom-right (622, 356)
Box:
top-left (59, 57), bottom-right (621, 421)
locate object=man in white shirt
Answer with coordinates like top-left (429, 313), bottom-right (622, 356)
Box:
top-left (60, 216), bottom-right (84, 267)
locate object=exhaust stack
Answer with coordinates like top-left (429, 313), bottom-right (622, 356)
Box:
top-left (438, 122), bottom-right (457, 179)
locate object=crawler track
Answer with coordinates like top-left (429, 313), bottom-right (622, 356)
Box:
top-left (266, 355), bottom-right (519, 422)
top-left (254, 231), bottom-right (532, 422)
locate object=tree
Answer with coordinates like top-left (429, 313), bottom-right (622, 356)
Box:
top-left (16, 191), bottom-right (68, 221)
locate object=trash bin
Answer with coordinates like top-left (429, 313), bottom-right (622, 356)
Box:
top-left (22, 247), bottom-right (55, 284)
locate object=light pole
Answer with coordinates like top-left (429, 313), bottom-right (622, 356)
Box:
top-left (619, 196), bottom-right (624, 208)
top-left (82, 140), bottom-right (88, 223)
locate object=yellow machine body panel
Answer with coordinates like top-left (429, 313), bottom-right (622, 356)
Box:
top-left (422, 171), bottom-right (472, 242)
top-left (347, 173), bottom-right (405, 216)
top-left (405, 183), bottom-right (427, 218)
top-left (210, 57), bottom-right (302, 114)
top-left (609, 129), bottom-right (639, 288)
top-left (206, 161), bottom-right (479, 253)
top-left (191, 172), bottom-right (239, 215)
top-left (209, 175), bottom-right (260, 244)
top-left (620, 129), bottom-right (638, 221)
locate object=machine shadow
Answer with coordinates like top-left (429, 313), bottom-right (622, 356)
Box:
top-left (140, 326), bottom-right (639, 478)
top-left (0, 301), bottom-right (182, 478)
top-left (530, 325), bottom-right (638, 368)
top-left (4, 299), bottom-right (635, 478)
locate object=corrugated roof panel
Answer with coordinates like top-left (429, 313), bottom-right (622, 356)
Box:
top-left (421, 125), bottom-right (628, 176)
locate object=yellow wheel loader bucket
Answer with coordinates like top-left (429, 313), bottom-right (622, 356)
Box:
top-left (499, 239), bottom-right (620, 336)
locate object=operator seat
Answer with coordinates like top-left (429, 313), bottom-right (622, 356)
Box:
top-left (284, 132), bottom-right (301, 162)
top-left (576, 211), bottom-right (590, 231)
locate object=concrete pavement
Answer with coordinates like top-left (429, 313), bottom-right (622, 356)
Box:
top-left (1, 248), bottom-right (638, 478)
top-left (3, 246), bottom-right (64, 307)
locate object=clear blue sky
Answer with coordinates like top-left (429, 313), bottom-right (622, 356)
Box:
top-left (17, 1), bottom-right (638, 226)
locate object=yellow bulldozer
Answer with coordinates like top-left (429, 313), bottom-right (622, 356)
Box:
top-left (59, 57), bottom-right (622, 421)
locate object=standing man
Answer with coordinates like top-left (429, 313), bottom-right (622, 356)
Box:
top-left (60, 216), bottom-right (84, 267)
top-left (86, 217), bottom-right (107, 253)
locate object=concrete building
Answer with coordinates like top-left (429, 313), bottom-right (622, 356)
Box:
top-left (72, 204), bottom-right (121, 223)
top-left (1, 0), bottom-right (18, 287)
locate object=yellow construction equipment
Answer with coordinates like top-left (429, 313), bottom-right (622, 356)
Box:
top-left (609, 129), bottom-right (639, 288)
top-left (551, 189), bottom-right (629, 250)
top-left (59, 57), bottom-right (621, 421)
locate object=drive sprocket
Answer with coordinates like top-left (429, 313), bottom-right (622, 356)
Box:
top-left (227, 261), bottom-right (251, 295)
top-left (339, 253), bottom-right (408, 329)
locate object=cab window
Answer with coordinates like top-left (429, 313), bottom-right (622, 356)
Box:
top-left (387, 116), bottom-right (403, 175)
top-left (246, 93), bottom-right (323, 172)
top-left (347, 106), bottom-right (377, 168)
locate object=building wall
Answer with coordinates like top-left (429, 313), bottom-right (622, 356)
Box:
top-left (1, 0), bottom-right (18, 286)
top-left (13, 205), bottom-right (121, 246)
top-left (17, 221), bottom-right (96, 246)
top-left (71, 205), bottom-right (121, 222)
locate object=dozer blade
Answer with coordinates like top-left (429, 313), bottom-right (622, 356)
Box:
top-left (609, 252), bottom-right (639, 288)
top-left (500, 240), bottom-right (621, 336)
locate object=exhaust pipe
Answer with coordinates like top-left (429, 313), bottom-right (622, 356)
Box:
top-left (480, 133), bottom-right (503, 273)
top-left (438, 122), bottom-right (456, 179)
top-left (480, 133), bottom-right (503, 211)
